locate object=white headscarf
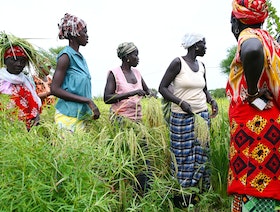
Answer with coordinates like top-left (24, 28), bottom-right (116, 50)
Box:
top-left (181, 33), bottom-right (204, 49)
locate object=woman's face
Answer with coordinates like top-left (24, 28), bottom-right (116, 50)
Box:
top-left (77, 27), bottom-right (88, 46)
top-left (195, 38), bottom-right (206, 56)
top-left (126, 49), bottom-right (139, 67)
top-left (231, 16), bottom-right (240, 40)
top-left (5, 56), bottom-right (28, 75)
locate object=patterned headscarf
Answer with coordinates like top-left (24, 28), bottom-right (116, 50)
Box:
top-left (117, 42), bottom-right (137, 59)
top-left (58, 13), bottom-right (87, 39)
top-left (4, 46), bottom-right (27, 59)
top-left (181, 33), bottom-right (204, 49)
top-left (232, 0), bottom-right (268, 25)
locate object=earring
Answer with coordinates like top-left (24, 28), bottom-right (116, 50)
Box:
top-left (235, 28), bottom-right (240, 34)
top-left (127, 59), bottom-right (130, 62)
top-left (195, 46), bottom-right (199, 50)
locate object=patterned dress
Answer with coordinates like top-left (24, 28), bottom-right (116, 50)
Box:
top-left (33, 75), bottom-right (56, 106)
top-left (0, 68), bottom-right (41, 130)
top-left (226, 28), bottom-right (280, 209)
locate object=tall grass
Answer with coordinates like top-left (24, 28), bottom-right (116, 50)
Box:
top-left (0, 96), bottom-right (231, 211)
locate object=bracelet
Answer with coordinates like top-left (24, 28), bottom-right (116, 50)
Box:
top-left (247, 91), bottom-right (259, 97)
top-left (178, 99), bottom-right (184, 107)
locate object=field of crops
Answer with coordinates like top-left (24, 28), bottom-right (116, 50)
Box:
top-left (0, 96), bottom-right (231, 211)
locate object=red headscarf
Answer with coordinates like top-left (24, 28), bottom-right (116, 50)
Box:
top-left (4, 46), bottom-right (27, 59)
top-left (232, 0), bottom-right (268, 25)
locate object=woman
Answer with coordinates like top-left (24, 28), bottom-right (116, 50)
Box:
top-left (103, 42), bottom-right (151, 123)
top-left (0, 43), bottom-right (41, 131)
top-left (158, 33), bottom-right (218, 199)
top-left (103, 42), bottom-right (152, 194)
top-left (51, 13), bottom-right (100, 132)
top-left (227, 0), bottom-right (280, 211)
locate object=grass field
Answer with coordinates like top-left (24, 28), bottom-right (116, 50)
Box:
top-left (0, 96), bottom-right (231, 211)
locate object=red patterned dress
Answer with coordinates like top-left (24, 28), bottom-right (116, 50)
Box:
top-left (0, 69), bottom-right (42, 130)
top-left (226, 28), bottom-right (280, 202)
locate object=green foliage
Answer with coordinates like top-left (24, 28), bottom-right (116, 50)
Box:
top-left (266, 0), bottom-right (280, 38)
top-left (220, 46), bottom-right (237, 76)
top-left (0, 96), bottom-right (231, 211)
top-left (37, 46), bottom-right (65, 70)
top-left (0, 31), bottom-right (48, 74)
top-left (210, 88), bottom-right (227, 98)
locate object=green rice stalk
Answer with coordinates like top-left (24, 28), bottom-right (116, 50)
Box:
top-left (0, 31), bottom-right (48, 75)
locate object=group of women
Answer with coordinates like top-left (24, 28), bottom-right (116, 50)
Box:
top-left (1, 0), bottom-right (280, 210)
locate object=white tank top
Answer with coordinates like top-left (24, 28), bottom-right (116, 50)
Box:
top-left (171, 57), bottom-right (208, 114)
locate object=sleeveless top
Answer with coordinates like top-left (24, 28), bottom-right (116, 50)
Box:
top-left (55, 46), bottom-right (92, 119)
top-left (109, 66), bottom-right (143, 121)
top-left (171, 57), bottom-right (207, 114)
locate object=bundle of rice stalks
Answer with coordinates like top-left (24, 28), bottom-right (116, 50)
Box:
top-left (0, 31), bottom-right (48, 75)
top-left (194, 114), bottom-right (210, 148)
top-left (144, 97), bottom-right (165, 128)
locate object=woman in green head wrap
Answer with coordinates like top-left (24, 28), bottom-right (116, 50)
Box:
top-left (104, 42), bottom-right (151, 122)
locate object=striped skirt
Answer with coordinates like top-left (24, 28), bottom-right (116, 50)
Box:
top-left (170, 111), bottom-right (210, 189)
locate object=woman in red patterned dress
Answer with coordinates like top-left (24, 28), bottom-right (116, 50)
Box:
top-left (0, 45), bottom-right (42, 131)
top-left (227, 0), bottom-right (280, 211)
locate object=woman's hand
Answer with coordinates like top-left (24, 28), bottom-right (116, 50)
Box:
top-left (246, 88), bottom-right (274, 110)
top-left (131, 89), bottom-right (147, 97)
top-left (88, 100), bottom-right (100, 120)
top-left (180, 101), bottom-right (193, 115)
top-left (210, 100), bottom-right (218, 118)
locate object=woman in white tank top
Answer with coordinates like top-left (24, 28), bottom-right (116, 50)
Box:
top-left (159, 33), bottom-right (218, 208)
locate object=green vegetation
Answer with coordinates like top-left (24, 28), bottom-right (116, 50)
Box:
top-left (0, 96), bottom-right (231, 211)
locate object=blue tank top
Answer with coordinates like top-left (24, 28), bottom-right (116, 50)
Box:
top-left (55, 46), bottom-right (92, 119)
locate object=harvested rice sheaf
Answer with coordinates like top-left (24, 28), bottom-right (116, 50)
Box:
top-left (194, 114), bottom-right (210, 148)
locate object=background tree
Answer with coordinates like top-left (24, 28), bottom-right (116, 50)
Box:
top-left (38, 46), bottom-right (64, 69)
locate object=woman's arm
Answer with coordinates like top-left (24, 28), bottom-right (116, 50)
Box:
top-left (240, 38), bottom-right (264, 95)
top-left (103, 71), bottom-right (147, 104)
top-left (51, 53), bottom-right (100, 119)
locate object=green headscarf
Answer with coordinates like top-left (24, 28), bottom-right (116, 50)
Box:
top-left (117, 42), bottom-right (137, 59)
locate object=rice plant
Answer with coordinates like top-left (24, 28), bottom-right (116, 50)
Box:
top-left (0, 95), bottom-right (231, 211)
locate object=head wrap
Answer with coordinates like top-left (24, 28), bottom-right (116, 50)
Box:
top-left (117, 42), bottom-right (137, 59)
top-left (4, 46), bottom-right (27, 59)
top-left (232, 0), bottom-right (268, 25)
top-left (181, 33), bottom-right (204, 49)
top-left (58, 13), bottom-right (87, 39)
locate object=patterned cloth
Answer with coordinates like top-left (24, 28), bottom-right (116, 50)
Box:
top-left (232, 194), bottom-right (280, 212)
top-left (0, 68), bottom-right (41, 130)
top-left (33, 75), bottom-right (56, 106)
top-left (226, 28), bottom-right (280, 201)
top-left (58, 13), bottom-right (86, 39)
top-left (232, 0), bottom-right (268, 25)
top-left (170, 110), bottom-right (210, 189)
top-left (4, 46), bottom-right (27, 59)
